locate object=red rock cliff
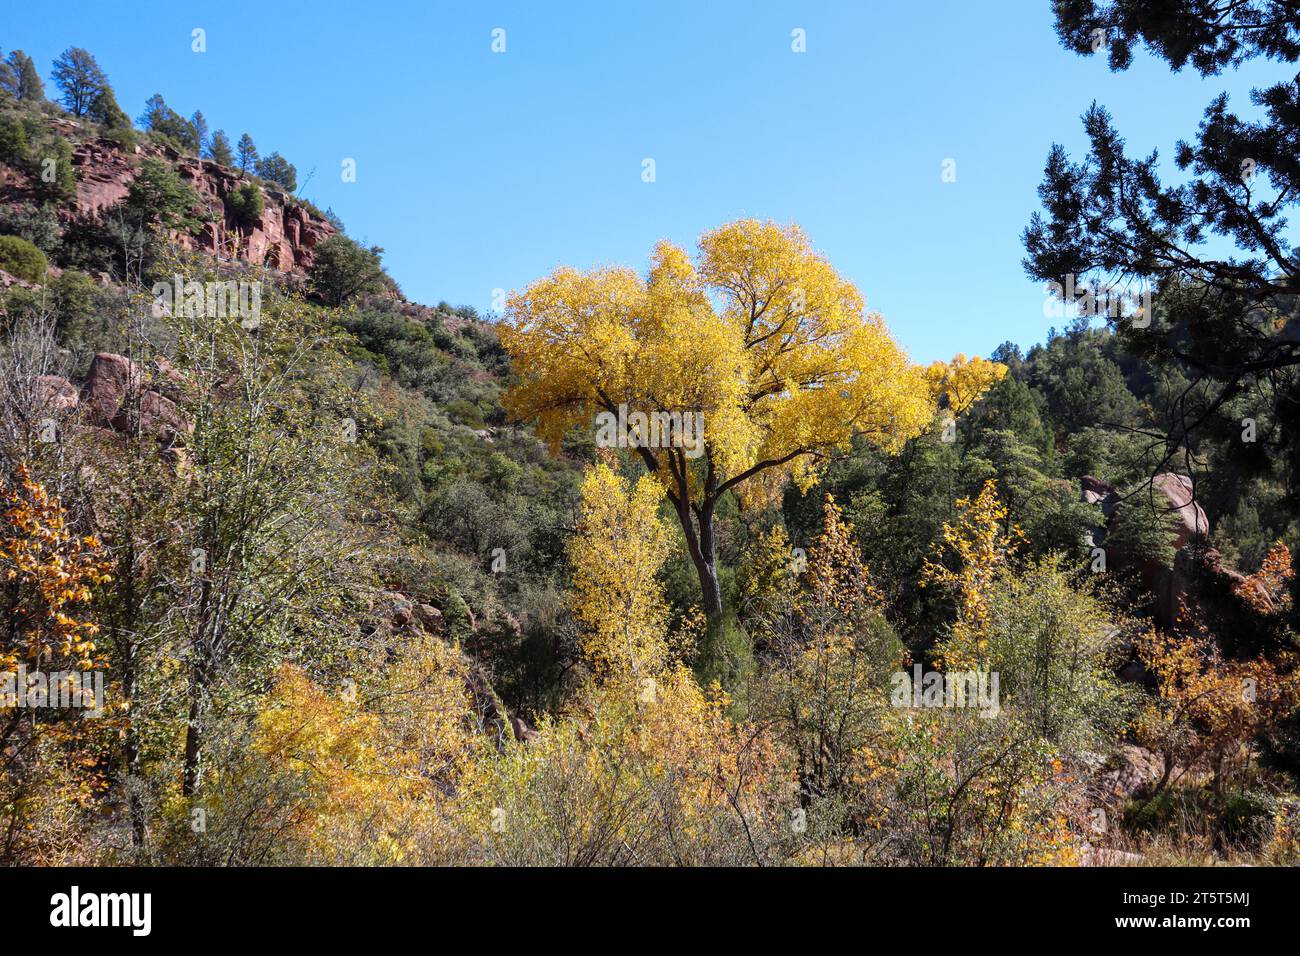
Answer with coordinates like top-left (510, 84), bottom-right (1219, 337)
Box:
top-left (66, 132), bottom-right (336, 273)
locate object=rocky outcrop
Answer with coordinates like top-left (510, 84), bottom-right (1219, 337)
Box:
top-left (56, 136), bottom-right (337, 274)
top-left (82, 352), bottom-right (191, 446)
top-left (167, 152), bottom-right (335, 271)
top-left (71, 137), bottom-right (138, 215)
top-left (1081, 473), bottom-right (1281, 640)
top-left (1151, 473), bottom-right (1209, 549)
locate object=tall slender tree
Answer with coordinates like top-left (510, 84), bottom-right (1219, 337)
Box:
top-left (236, 133), bottom-right (258, 174)
top-left (4, 50), bottom-right (45, 102)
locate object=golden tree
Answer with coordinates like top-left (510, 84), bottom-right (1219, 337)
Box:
top-left (0, 464), bottom-right (113, 863)
top-left (502, 219), bottom-right (1001, 621)
top-left (921, 479), bottom-right (1023, 669)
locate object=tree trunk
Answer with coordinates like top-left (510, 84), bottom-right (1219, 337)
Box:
top-left (181, 663), bottom-right (209, 797)
top-left (682, 499), bottom-right (723, 622)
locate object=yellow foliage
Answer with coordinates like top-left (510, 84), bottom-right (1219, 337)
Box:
top-left (1135, 622), bottom-right (1300, 788)
top-left (241, 635), bottom-right (482, 864)
top-left (921, 479), bottom-right (1022, 669)
top-left (568, 462), bottom-right (673, 679)
top-left (1235, 540), bottom-right (1294, 615)
top-left (924, 353), bottom-right (1008, 416)
top-left (502, 219), bottom-right (948, 509)
top-left (0, 463), bottom-right (112, 672)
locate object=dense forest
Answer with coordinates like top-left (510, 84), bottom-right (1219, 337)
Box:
top-left (3, 2), bottom-right (1300, 867)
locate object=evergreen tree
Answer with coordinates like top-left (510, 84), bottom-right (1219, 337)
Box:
top-left (87, 86), bottom-right (130, 129)
top-left (236, 132), bottom-right (258, 173)
top-left (4, 50), bottom-right (45, 102)
top-left (255, 151), bottom-right (297, 191)
top-left (50, 47), bottom-right (106, 116)
top-left (191, 110), bottom-right (210, 153)
top-left (208, 129), bottom-right (234, 167)
top-left (0, 50), bottom-right (15, 97)
top-left (139, 93), bottom-right (199, 152)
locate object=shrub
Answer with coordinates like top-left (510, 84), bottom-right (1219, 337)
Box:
top-left (225, 181), bottom-right (264, 229)
top-left (0, 203), bottom-right (60, 255)
top-left (0, 113), bottom-right (27, 164)
top-left (309, 234), bottom-right (386, 307)
top-left (0, 233), bottom-right (48, 281)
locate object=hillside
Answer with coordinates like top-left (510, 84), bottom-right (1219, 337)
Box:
top-left (2, 34), bottom-right (1300, 873)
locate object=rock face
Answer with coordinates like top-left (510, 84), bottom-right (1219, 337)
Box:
top-left (60, 136), bottom-right (337, 274)
top-left (1151, 473), bottom-right (1209, 549)
top-left (1081, 473), bottom-right (1270, 632)
top-left (71, 138), bottom-right (137, 215)
top-left (167, 152), bottom-right (336, 271)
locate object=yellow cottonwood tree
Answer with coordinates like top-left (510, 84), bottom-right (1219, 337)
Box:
top-left (925, 353), bottom-right (1008, 415)
top-left (503, 219), bottom-right (1000, 620)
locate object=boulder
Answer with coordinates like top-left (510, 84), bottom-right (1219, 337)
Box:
top-left (1096, 744), bottom-right (1166, 802)
top-left (111, 389), bottom-right (191, 445)
top-left (510, 715), bottom-right (539, 743)
top-left (1080, 475), bottom-right (1119, 516)
top-left (413, 602), bottom-right (443, 632)
top-left (1151, 473), bottom-right (1209, 549)
top-left (82, 352), bottom-right (140, 426)
top-left (82, 352), bottom-right (191, 445)
top-left (36, 375), bottom-right (78, 411)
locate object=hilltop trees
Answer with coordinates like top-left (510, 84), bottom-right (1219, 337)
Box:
top-left (503, 219), bottom-right (1003, 623)
top-left (50, 47), bottom-right (108, 117)
top-left (1, 50), bottom-right (44, 102)
top-left (236, 133), bottom-right (258, 173)
top-left (191, 110), bottom-right (209, 154)
top-left (139, 94), bottom-right (199, 152)
top-left (207, 129), bottom-right (233, 167)
top-left (87, 86), bottom-right (129, 131)
top-left (255, 151), bottom-right (297, 192)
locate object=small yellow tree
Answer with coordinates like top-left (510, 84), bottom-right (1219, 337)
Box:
top-left (567, 462), bottom-right (673, 681)
top-left (921, 479), bottom-right (1022, 670)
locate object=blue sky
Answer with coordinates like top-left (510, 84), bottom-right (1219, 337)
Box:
top-left (4, 0), bottom-right (1284, 362)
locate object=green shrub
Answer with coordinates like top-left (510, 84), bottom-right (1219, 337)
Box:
top-left (0, 233), bottom-right (48, 281)
top-left (0, 203), bottom-right (60, 255)
top-left (309, 234), bottom-right (386, 307)
top-left (225, 181), bottom-right (264, 229)
top-left (445, 398), bottom-right (485, 428)
top-left (31, 138), bottom-right (76, 203)
top-left (0, 113), bottom-right (27, 164)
